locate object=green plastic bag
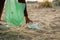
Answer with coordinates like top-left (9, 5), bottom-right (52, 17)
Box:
top-left (4, 0), bottom-right (25, 26)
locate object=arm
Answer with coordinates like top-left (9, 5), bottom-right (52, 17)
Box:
top-left (0, 0), bottom-right (5, 20)
top-left (18, 0), bottom-right (32, 23)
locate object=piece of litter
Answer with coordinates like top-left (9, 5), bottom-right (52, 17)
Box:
top-left (27, 22), bottom-right (40, 29)
top-left (0, 23), bottom-right (10, 30)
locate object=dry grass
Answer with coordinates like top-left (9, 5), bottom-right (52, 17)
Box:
top-left (0, 3), bottom-right (60, 40)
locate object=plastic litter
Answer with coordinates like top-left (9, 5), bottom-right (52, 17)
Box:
top-left (27, 22), bottom-right (40, 29)
top-left (0, 23), bottom-right (9, 30)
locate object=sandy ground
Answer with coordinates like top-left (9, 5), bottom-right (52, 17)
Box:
top-left (0, 3), bottom-right (60, 40)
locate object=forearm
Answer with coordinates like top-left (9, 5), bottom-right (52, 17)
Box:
top-left (24, 5), bottom-right (28, 17)
top-left (0, 0), bottom-right (5, 18)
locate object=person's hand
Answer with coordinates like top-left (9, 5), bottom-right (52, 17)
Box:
top-left (25, 17), bottom-right (32, 23)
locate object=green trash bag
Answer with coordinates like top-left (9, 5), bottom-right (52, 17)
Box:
top-left (4, 0), bottom-right (25, 26)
